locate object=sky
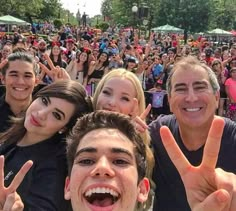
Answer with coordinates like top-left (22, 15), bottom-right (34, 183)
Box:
top-left (60, 0), bottom-right (103, 17)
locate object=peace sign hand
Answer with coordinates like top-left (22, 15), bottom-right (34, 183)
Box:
top-left (38, 54), bottom-right (70, 82)
top-left (0, 156), bottom-right (33, 211)
top-left (160, 117), bottom-right (236, 211)
top-left (131, 98), bottom-right (151, 133)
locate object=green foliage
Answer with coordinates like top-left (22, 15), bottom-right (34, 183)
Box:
top-left (97, 22), bottom-right (110, 32)
top-left (106, 0), bottom-right (236, 33)
top-left (0, 0), bottom-right (77, 26)
top-left (53, 19), bottom-right (62, 29)
top-left (90, 15), bottom-right (103, 27)
top-left (209, 0), bottom-right (236, 30)
top-left (101, 0), bottom-right (113, 18)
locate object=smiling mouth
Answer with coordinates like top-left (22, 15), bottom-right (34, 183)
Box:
top-left (13, 87), bottom-right (27, 91)
top-left (184, 107), bottom-right (202, 112)
top-left (84, 187), bottom-right (120, 207)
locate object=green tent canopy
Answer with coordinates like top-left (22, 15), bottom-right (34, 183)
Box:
top-left (0, 15), bottom-right (30, 25)
top-left (0, 15), bottom-right (30, 32)
top-left (207, 28), bottom-right (233, 36)
top-left (152, 24), bottom-right (184, 33)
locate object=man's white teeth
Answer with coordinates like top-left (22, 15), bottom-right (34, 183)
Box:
top-left (85, 187), bottom-right (118, 197)
top-left (14, 88), bottom-right (25, 91)
top-left (186, 108), bottom-right (200, 112)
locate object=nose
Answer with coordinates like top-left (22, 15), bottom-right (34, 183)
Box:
top-left (90, 156), bottom-right (115, 178)
top-left (16, 76), bottom-right (25, 84)
top-left (108, 97), bottom-right (116, 107)
top-left (36, 108), bottom-right (48, 121)
top-left (185, 88), bottom-right (198, 102)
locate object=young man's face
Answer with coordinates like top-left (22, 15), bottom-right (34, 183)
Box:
top-left (65, 129), bottom-right (149, 211)
top-left (2, 60), bottom-right (37, 102)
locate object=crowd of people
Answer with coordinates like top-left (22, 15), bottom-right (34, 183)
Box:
top-left (0, 24), bottom-right (236, 211)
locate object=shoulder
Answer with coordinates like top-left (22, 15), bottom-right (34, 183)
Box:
top-left (225, 78), bottom-right (233, 85)
top-left (222, 117), bottom-right (236, 138)
top-left (149, 114), bottom-right (177, 143)
top-left (0, 97), bottom-right (6, 108)
top-left (149, 114), bottom-right (177, 130)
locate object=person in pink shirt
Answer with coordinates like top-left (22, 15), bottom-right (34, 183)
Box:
top-left (225, 67), bottom-right (236, 120)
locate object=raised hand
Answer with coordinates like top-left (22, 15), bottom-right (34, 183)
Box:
top-left (160, 116), bottom-right (236, 211)
top-left (131, 98), bottom-right (151, 133)
top-left (0, 156), bottom-right (33, 211)
top-left (0, 59), bottom-right (8, 70)
top-left (38, 54), bottom-right (70, 82)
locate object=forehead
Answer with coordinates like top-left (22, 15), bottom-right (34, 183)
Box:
top-left (52, 46), bottom-right (60, 50)
top-left (7, 60), bottom-right (34, 73)
top-left (103, 77), bottom-right (136, 95)
top-left (172, 65), bottom-right (209, 85)
top-left (100, 53), bottom-right (108, 57)
top-left (3, 46), bottom-right (11, 50)
top-left (80, 52), bottom-right (87, 56)
top-left (77, 129), bottom-right (135, 153)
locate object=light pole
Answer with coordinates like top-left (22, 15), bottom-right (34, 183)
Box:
top-left (132, 4), bottom-right (138, 32)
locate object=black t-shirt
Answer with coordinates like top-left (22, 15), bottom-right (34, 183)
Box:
top-left (149, 114), bottom-right (236, 211)
top-left (0, 134), bottom-right (71, 211)
top-left (0, 96), bottom-right (15, 133)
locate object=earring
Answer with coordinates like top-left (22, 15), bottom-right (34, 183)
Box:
top-left (58, 130), bottom-right (63, 134)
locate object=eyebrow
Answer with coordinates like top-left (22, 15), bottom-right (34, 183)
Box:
top-left (174, 81), bottom-right (208, 89)
top-left (111, 147), bottom-right (133, 159)
top-left (174, 83), bottom-right (187, 89)
top-left (55, 108), bottom-right (66, 119)
top-left (8, 70), bottom-right (19, 74)
top-left (74, 147), bottom-right (134, 159)
top-left (192, 81), bottom-right (209, 87)
top-left (8, 70), bottom-right (34, 75)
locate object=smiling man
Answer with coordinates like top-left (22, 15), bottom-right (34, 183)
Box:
top-left (65, 111), bottom-right (150, 211)
top-left (0, 52), bottom-right (38, 132)
top-left (149, 56), bottom-right (236, 211)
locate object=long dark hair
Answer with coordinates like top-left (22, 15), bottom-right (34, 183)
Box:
top-left (97, 51), bottom-right (110, 67)
top-left (77, 51), bottom-right (90, 78)
top-left (0, 80), bottom-right (93, 145)
top-left (49, 46), bottom-right (64, 67)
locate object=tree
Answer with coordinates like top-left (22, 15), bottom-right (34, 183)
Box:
top-left (209, 0), bottom-right (236, 30)
top-left (0, 0), bottom-right (43, 23)
top-left (101, 0), bottom-right (112, 21)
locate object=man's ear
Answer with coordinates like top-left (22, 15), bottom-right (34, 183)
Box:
top-left (167, 95), bottom-right (173, 112)
top-left (137, 178), bottom-right (150, 203)
top-left (64, 176), bottom-right (71, 200)
top-left (215, 90), bottom-right (220, 109)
